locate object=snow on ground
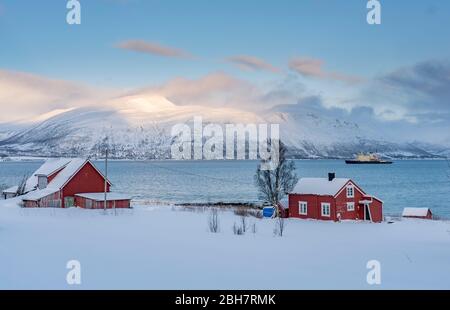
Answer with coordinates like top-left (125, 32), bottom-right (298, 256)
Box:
top-left (1, 198), bottom-right (450, 289)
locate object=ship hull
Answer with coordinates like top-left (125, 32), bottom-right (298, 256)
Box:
top-left (345, 160), bottom-right (393, 165)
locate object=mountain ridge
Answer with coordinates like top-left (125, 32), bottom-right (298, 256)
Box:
top-left (0, 96), bottom-right (447, 159)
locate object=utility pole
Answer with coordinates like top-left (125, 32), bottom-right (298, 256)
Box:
top-left (104, 147), bottom-right (108, 213)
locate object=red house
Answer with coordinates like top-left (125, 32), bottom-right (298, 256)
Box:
top-left (288, 173), bottom-right (383, 223)
top-left (21, 158), bottom-right (131, 209)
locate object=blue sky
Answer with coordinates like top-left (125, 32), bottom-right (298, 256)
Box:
top-left (0, 0), bottom-right (449, 141)
top-left (1, 0), bottom-right (449, 86)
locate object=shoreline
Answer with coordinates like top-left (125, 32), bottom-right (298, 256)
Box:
top-left (1, 197), bottom-right (448, 221)
top-left (1, 157), bottom-right (448, 163)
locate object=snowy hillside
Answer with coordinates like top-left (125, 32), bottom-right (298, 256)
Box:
top-left (0, 95), bottom-right (445, 159)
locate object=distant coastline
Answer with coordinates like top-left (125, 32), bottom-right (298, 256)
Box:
top-left (0, 156), bottom-right (448, 163)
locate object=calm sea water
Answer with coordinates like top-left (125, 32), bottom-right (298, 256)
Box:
top-left (1, 160), bottom-right (449, 217)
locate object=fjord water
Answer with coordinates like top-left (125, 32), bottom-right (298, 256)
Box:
top-left (1, 160), bottom-right (449, 218)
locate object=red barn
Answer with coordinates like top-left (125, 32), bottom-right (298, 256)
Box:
top-left (288, 173), bottom-right (383, 223)
top-left (21, 158), bottom-right (130, 209)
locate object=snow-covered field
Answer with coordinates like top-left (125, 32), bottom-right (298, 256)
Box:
top-left (1, 198), bottom-right (450, 289)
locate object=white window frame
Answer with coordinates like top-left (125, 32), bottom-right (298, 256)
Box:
top-left (321, 203), bottom-right (331, 217)
top-left (347, 202), bottom-right (355, 211)
top-left (346, 185), bottom-right (354, 198)
top-left (299, 201), bottom-right (308, 215)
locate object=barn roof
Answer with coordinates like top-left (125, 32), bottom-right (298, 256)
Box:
top-left (48, 158), bottom-right (88, 189)
top-left (402, 208), bottom-right (431, 217)
top-left (24, 158), bottom-right (72, 192)
top-left (75, 192), bottom-right (131, 201)
top-left (23, 188), bottom-right (59, 201)
top-left (292, 178), bottom-right (351, 196)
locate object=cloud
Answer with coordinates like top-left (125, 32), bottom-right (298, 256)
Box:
top-left (134, 72), bottom-right (301, 111)
top-left (289, 57), bottom-right (362, 84)
top-left (0, 70), bottom-right (114, 123)
top-left (116, 40), bottom-right (192, 59)
top-left (1, 67), bottom-right (448, 145)
top-left (363, 60), bottom-right (450, 123)
top-left (0, 69), bottom-right (301, 124)
top-left (227, 55), bottom-right (280, 73)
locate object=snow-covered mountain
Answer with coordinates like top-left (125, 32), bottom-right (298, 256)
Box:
top-left (0, 95), bottom-right (446, 159)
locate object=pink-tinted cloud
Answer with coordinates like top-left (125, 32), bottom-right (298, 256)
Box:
top-left (227, 55), bottom-right (280, 73)
top-left (0, 70), bottom-right (114, 122)
top-left (143, 72), bottom-right (258, 108)
top-left (289, 57), bottom-right (362, 84)
top-left (116, 40), bottom-right (192, 59)
top-left (130, 72), bottom-right (299, 111)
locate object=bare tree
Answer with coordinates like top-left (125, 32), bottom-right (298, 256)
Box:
top-left (274, 217), bottom-right (286, 237)
top-left (254, 141), bottom-right (298, 217)
top-left (251, 223), bottom-right (257, 234)
top-left (16, 174), bottom-right (29, 196)
top-left (240, 215), bottom-right (248, 233)
top-left (208, 209), bottom-right (220, 233)
top-left (233, 222), bottom-right (244, 235)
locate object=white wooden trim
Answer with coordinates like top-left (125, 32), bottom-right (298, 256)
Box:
top-left (334, 180), bottom-right (366, 198)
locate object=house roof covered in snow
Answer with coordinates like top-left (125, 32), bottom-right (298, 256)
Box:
top-left (402, 208), bottom-right (431, 217)
top-left (75, 193), bottom-right (131, 201)
top-left (292, 178), bottom-right (352, 196)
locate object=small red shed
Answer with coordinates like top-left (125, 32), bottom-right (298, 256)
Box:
top-left (277, 198), bottom-right (290, 218)
top-left (75, 193), bottom-right (131, 209)
top-left (288, 173), bottom-right (383, 223)
top-left (402, 208), bottom-right (433, 220)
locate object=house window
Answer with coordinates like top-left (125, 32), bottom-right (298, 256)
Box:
top-left (321, 203), bottom-right (331, 217)
top-left (347, 202), bottom-right (355, 211)
top-left (299, 201), bottom-right (307, 215)
top-left (346, 185), bottom-right (354, 198)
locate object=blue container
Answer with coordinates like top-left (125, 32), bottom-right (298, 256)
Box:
top-left (263, 207), bottom-right (275, 218)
